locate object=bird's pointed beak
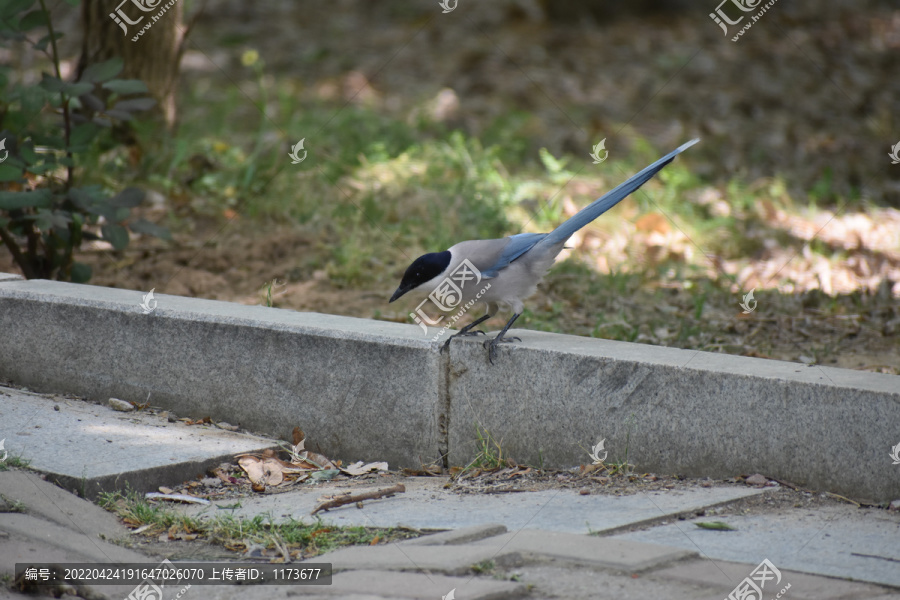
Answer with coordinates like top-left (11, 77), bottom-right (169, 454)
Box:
top-left (389, 284), bottom-right (412, 303)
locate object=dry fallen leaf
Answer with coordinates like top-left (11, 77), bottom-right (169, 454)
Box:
top-left (401, 464), bottom-right (442, 476)
top-left (292, 426), bottom-right (305, 445)
top-left (340, 461), bottom-right (388, 476)
top-left (291, 450), bottom-right (336, 471)
top-left (212, 468), bottom-right (232, 484)
top-left (238, 456), bottom-right (285, 487)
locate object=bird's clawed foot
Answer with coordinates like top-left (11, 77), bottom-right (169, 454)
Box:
top-left (440, 329), bottom-right (486, 353)
top-left (483, 335), bottom-right (522, 364)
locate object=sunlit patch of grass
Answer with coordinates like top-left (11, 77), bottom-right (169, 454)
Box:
top-left (98, 489), bottom-right (418, 557)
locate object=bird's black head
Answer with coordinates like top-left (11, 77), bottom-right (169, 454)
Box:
top-left (390, 250), bottom-right (452, 303)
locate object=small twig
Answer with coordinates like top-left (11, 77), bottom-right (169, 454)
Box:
top-left (825, 492), bottom-right (861, 508)
top-left (772, 478), bottom-right (874, 507)
top-left (310, 484), bottom-right (405, 515)
top-left (770, 477), bottom-right (803, 491)
top-left (271, 535), bottom-right (291, 564)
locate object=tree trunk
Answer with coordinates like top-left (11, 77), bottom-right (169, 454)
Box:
top-left (78, 0), bottom-right (187, 129)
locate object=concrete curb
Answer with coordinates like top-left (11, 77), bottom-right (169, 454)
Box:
top-left (1, 275), bottom-right (898, 502)
top-left (448, 331), bottom-right (900, 503)
top-left (0, 278), bottom-right (443, 472)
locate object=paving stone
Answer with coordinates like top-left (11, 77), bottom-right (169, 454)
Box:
top-left (0, 513), bottom-right (148, 564)
top-left (327, 570), bottom-right (523, 599)
top-left (506, 564), bottom-right (736, 600)
top-left (319, 542), bottom-right (520, 575)
top-left (0, 470), bottom-right (128, 541)
top-left (618, 506), bottom-right (900, 587)
top-left (201, 588), bottom-right (385, 600)
top-left (0, 514), bottom-right (149, 600)
top-left (470, 528), bottom-right (695, 572)
top-left (653, 558), bottom-right (897, 600)
top-left (0, 387), bottom-right (280, 499)
top-left (400, 523), bottom-right (507, 546)
top-left (187, 571), bottom-right (523, 599)
top-left (196, 570), bottom-right (523, 600)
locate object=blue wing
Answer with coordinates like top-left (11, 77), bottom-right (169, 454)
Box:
top-left (481, 232), bottom-right (547, 277)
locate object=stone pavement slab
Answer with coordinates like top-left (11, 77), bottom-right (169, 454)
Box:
top-left (0, 513), bottom-right (147, 564)
top-left (316, 543), bottom-right (517, 575)
top-left (322, 570), bottom-right (523, 599)
top-left (0, 513), bottom-right (150, 600)
top-left (652, 558), bottom-right (897, 600)
top-left (184, 476), bottom-right (764, 534)
top-left (401, 523), bottom-right (508, 546)
top-left (617, 505), bottom-right (900, 587)
top-left (0, 470), bottom-right (128, 541)
top-left (505, 562), bottom-right (900, 600)
top-left (507, 564), bottom-right (732, 600)
top-left (320, 527), bottom-right (693, 574)
top-left (468, 528), bottom-right (695, 571)
top-left (190, 570), bottom-right (523, 600)
top-left (0, 385), bottom-right (280, 498)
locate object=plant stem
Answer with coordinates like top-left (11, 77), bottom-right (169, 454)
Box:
top-left (39, 0), bottom-right (73, 190)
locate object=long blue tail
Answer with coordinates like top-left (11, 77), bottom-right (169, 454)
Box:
top-left (541, 138), bottom-right (699, 247)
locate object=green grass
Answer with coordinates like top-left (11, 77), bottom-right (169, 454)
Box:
top-left (98, 488), bottom-right (418, 557)
top-left (0, 454), bottom-right (31, 472)
top-left (471, 559), bottom-right (496, 575)
top-left (0, 494), bottom-right (27, 513)
top-left (455, 424), bottom-right (515, 477)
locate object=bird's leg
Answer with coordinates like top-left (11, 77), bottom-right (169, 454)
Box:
top-left (484, 313), bottom-right (522, 364)
top-left (440, 312), bottom-right (493, 353)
